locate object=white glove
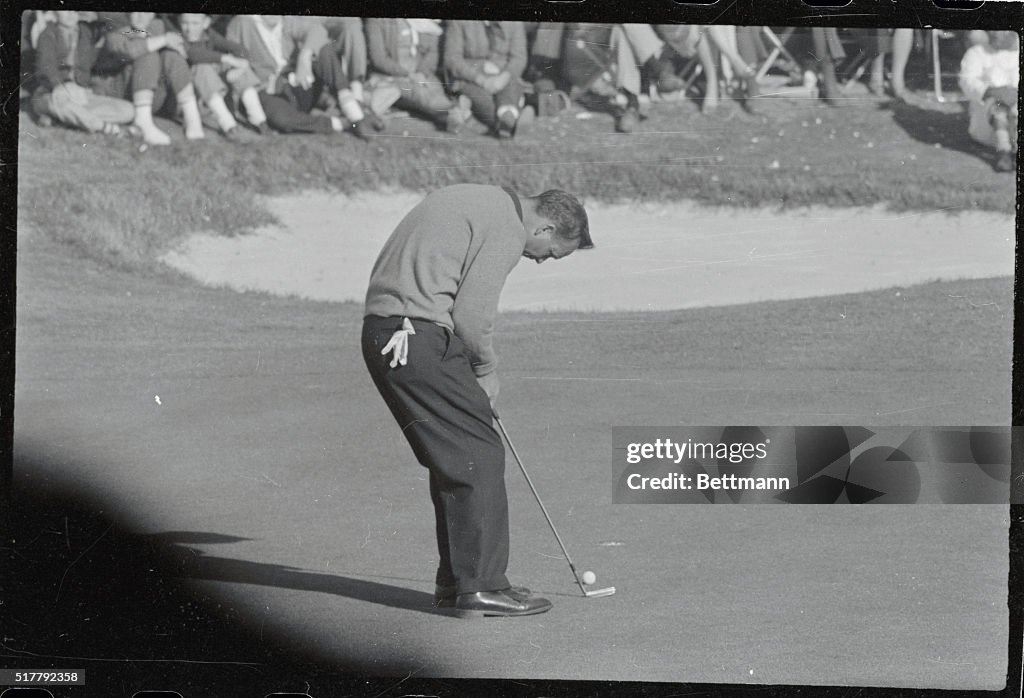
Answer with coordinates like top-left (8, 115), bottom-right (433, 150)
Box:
top-left (381, 318), bottom-right (416, 368)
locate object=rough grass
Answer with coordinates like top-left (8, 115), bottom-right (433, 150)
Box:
top-left (16, 87), bottom-right (1016, 272)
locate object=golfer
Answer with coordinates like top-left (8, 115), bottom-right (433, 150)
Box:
top-left (362, 183), bottom-right (591, 618)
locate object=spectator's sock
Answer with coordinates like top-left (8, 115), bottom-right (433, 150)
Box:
top-left (241, 89), bottom-right (267, 127)
top-left (178, 95), bottom-right (206, 140)
top-left (337, 90), bottom-right (365, 123)
top-left (350, 80), bottom-right (365, 104)
top-left (208, 94), bottom-right (238, 134)
top-left (995, 128), bottom-right (1011, 153)
top-left (132, 91), bottom-right (171, 146)
top-left (329, 116), bottom-right (344, 132)
top-left (496, 105), bottom-right (520, 121)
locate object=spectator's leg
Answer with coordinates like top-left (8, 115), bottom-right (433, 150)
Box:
top-left (704, 25), bottom-right (759, 100)
top-left (43, 87), bottom-right (105, 132)
top-left (130, 53), bottom-right (172, 145)
top-left (890, 28), bottom-right (913, 98)
top-left (160, 50), bottom-right (205, 140)
top-left (609, 25), bottom-right (642, 98)
top-left (316, 43), bottom-right (366, 124)
top-left (192, 64), bottom-right (237, 134)
top-left (989, 101), bottom-right (1016, 171)
top-left (457, 83), bottom-right (499, 130)
top-left (620, 23), bottom-right (685, 94)
top-left (82, 91), bottom-right (135, 127)
top-left (811, 27), bottom-right (841, 104)
top-left (258, 90), bottom-right (338, 134)
top-left (695, 32), bottom-right (719, 112)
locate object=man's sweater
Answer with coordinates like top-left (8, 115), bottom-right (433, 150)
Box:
top-left (225, 15), bottom-right (328, 91)
top-left (364, 184), bottom-right (527, 377)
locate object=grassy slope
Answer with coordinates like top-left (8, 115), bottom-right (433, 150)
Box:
top-left (17, 91), bottom-right (1016, 270)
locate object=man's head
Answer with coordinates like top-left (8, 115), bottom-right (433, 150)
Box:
top-left (521, 190), bottom-right (592, 264)
top-left (990, 30), bottom-right (1019, 53)
top-left (178, 13), bottom-right (210, 42)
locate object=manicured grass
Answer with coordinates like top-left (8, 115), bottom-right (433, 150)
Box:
top-left (16, 89), bottom-right (1015, 272)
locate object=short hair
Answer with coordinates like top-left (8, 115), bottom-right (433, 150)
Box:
top-left (533, 189), bottom-right (593, 250)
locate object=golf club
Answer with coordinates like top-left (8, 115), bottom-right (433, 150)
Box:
top-left (492, 408), bottom-right (616, 599)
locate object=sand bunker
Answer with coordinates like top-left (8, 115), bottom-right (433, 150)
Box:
top-left (162, 191), bottom-right (1014, 311)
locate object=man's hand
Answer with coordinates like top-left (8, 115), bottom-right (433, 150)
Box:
top-left (222, 54), bottom-right (250, 71)
top-left (164, 32), bottom-right (187, 57)
top-left (294, 51), bottom-right (315, 90)
top-left (481, 71), bottom-right (511, 95)
top-left (476, 372), bottom-right (499, 407)
top-left (985, 85), bottom-right (1017, 108)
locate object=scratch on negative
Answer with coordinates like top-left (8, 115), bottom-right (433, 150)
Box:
top-left (402, 418), bottom-right (430, 432)
top-left (55, 524), bottom-right (113, 603)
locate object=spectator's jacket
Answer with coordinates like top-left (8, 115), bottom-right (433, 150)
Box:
top-left (101, 17), bottom-right (168, 66)
top-left (33, 21), bottom-right (101, 94)
top-left (443, 20), bottom-right (526, 85)
top-left (365, 17), bottom-right (440, 77)
top-left (225, 16), bottom-right (328, 91)
top-left (185, 29), bottom-right (249, 65)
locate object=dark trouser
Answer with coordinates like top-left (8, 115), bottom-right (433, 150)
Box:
top-left (258, 44), bottom-right (352, 134)
top-left (362, 316), bottom-right (511, 594)
top-left (131, 49), bottom-right (192, 113)
top-left (455, 80), bottom-right (524, 130)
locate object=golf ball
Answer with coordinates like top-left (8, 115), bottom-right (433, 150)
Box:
top-left (582, 571), bottom-right (596, 585)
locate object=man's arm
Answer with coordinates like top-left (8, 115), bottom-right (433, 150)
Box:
top-left (450, 225), bottom-right (523, 378)
top-left (504, 21), bottom-right (528, 79)
top-left (365, 19), bottom-right (409, 76)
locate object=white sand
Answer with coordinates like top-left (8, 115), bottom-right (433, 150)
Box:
top-left (161, 191), bottom-right (1015, 311)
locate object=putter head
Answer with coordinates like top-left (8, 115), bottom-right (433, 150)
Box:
top-left (583, 586), bottom-right (616, 598)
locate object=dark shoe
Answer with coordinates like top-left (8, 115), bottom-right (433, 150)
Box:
top-left (513, 105), bottom-right (535, 136)
top-left (434, 584), bottom-right (532, 608)
top-left (443, 109), bottom-right (463, 134)
top-left (350, 118), bottom-right (373, 140)
top-left (365, 110), bottom-right (386, 132)
top-left (452, 590), bottom-right (552, 618)
top-left (253, 121), bottom-right (274, 136)
top-left (993, 151), bottom-right (1015, 172)
top-left (648, 46), bottom-right (685, 95)
top-left (615, 107), bottom-right (639, 133)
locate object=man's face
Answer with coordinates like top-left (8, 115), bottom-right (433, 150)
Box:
top-left (991, 31), bottom-right (1019, 52)
top-left (522, 226), bottom-right (579, 264)
top-left (56, 11), bottom-right (79, 28)
top-left (179, 14), bottom-right (209, 42)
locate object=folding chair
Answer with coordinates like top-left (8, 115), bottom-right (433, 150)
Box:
top-left (755, 27), bottom-right (799, 82)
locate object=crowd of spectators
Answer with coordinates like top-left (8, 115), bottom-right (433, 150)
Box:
top-left (20, 13), bottom-right (1019, 171)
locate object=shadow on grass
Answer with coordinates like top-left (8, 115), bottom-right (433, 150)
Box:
top-left (888, 99), bottom-right (994, 167)
top-left (0, 452), bottom-right (457, 695)
top-left (145, 532), bottom-right (446, 617)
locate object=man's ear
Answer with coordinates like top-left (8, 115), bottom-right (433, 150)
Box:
top-left (534, 222), bottom-right (555, 237)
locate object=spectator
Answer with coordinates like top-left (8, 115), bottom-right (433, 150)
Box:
top-left (30, 10), bottom-right (134, 134)
top-left (365, 17), bottom-right (465, 132)
top-left (99, 11), bottom-right (206, 145)
top-left (657, 25), bottom-right (760, 111)
top-left (562, 24), bottom-right (687, 132)
top-left (225, 14), bottom-right (370, 137)
top-left (959, 30), bottom-right (1019, 172)
top-left (443, 20), bottom-right (533, 138)
top-left (177, 13), bottom-right (264, 140)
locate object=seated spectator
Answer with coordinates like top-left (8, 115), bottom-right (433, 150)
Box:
top-left (656, 25), bottom-right (760, 112)
top-left (443, 19), bottom-right (533, 138)
top-left (365, 17), bottom-right (465, 132)
top-left (177, 13), bottom-right (265, 140)
top-left (226, 14), bottom-right (373, 138)
top-left (30, 10), bottom-right (134, 134)
top-left (99, 11), bottom-right (206, 145)
top-left (562, 24), bottom-right (687, 132)
top-left (959, 30), bottom-right (1019, 172)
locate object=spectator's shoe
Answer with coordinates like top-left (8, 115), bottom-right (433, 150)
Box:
top-left (433, 584), bottom-right (532, 609)
top-left (993, 151), bottom-right (1015, 172)
top-left (452, 590), bottom-right (552, 618)
top-left (222, 125), bottom-right (257, 143)
top-left (538, 90), bottom-right (572, 118)
top-left (351, 118), bottom-right (374, 140)
top-left (614, 107), bottom-right (639, 133)
top-left (365, 110), bottom-right (387, 132)
top-left (254, 122), bottom-right (274, 137)
top-left (740, 71), bottom-right (760, 112)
